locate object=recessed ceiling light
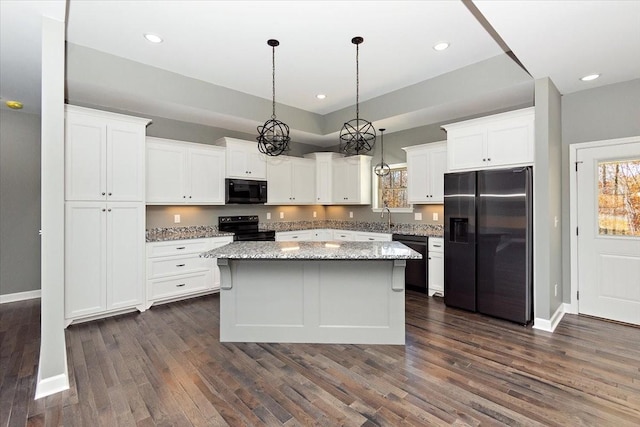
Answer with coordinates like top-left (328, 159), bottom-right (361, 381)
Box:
top-left (316, 94), bottom-right (326, 100)
top-left (143, 33), bottom-right (163, 44)
top-left (580, 73), bottom-right (600, 82)
top-left (5, 100), bottom-right (23, 109)
top-left (433, 42), bottom-right (450, 51)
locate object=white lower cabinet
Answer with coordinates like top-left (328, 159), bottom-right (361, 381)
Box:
top-left (146, 236), bottom-right (232, 306)
top-left (428, 237), bottom-right (444, 296)
top-left (313, 229), bottom-right (333, 241)
top-left (65, 202), bottom-right (145, 323)
top-left (275, 230), bottom-right (315, 242)
top-left (332, 230), bottom-right (357, 241)
top-left (354, 231), bottom-right (392, 242)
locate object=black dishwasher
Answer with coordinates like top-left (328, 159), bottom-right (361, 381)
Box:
top-left (392, 234), bottom-right (428, 293)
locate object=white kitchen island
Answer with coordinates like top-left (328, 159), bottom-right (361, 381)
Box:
top-left (202, 241), bottom-right (421, 345)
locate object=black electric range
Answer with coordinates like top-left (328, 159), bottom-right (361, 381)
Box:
top-left (218, 215), bottom-right (276, 241)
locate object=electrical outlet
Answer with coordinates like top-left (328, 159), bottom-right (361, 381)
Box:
top-left (554, 216), bottom-right (559, 228)
top-left (432, 212), bottom-right (439, 221)
top-left (280, 212), bottom-right (284, 219)
top-left (313, 211), bottom-right (317, 218)
top-left (554, 283), bottom-right (558, 297)
top-left (266, 212), bottom-right (271, 220)
top-left (174, 214), bottom-right (181, 224)
top-left (349, 211), bottom-right (353, 218)
top-left (414, 212), bottom-right (422, 221)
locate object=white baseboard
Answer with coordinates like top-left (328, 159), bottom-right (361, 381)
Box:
top-left (0, 289), bottom-right (41, 304)
top-left (533, 303), bottom-right (566, 333)
top-left (34, 368), bottom-right (69, 400)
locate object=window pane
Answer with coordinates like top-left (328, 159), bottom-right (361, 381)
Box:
top-left (598, 159), bottom-right (640, 236)
top-left (377, 165), bottom-right (410, 209)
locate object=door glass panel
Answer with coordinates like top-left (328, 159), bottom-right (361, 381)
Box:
top-left (598, 159), bottom-right (640, 236)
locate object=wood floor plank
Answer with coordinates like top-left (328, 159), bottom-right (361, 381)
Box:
top-left (2, 292), bottom-right (640, 426)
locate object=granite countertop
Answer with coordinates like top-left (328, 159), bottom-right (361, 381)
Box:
top-left (146, 221), bottom-right (443, 243)
top-left (146, 226), bottom-right (233, 242)
top-left (264, 220), bottom-right (443, 238)
top-left (201, 241), bottom-right (423, 260)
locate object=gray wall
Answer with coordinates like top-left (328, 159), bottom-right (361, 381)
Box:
top-left (533, 78), bottom-right (563, 321)
top-left (0, 109), bottom-right (41, 296)
top-left (560, 79), bottom-right (640, 302)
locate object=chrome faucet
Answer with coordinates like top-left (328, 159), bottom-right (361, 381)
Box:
top-left (381, 206), bottom-right (392, 231)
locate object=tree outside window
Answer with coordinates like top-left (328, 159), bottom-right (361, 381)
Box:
top-left (598, 159), bottom-right (640, 236)
top-left (378, 166), bottom-right (409, 209)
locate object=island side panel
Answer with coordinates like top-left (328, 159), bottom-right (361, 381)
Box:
top-left (218, 258), bottom-right (405, 345)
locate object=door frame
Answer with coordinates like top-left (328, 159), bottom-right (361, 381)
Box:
top-left (569, 136), bottom-right (640, 315)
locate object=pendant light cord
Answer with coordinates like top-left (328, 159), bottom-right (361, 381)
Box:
top-left (355, 42), bottom-right (359, 122)
top-left (272, 45), bottom-right (276, 119)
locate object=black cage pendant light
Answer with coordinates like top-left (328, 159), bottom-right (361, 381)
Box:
top-left (339, 36), bottom-right (376, 155)
top-left (257, 39), bottom-right (290, 156)
top-left (374, 128), bottom-right (390, 176)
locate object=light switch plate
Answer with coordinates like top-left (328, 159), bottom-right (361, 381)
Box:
top-left (174, 214), bottom-right (181, 223)
top-left (313, 211), bottom-right (317, 218)
top-left (349, 211), bottom-right (353, 218)
top-left (266, 212), bottom-right (271, 220)
top-left (414, 212), bottom-right (422, 221)
top-left (432, 212), bottom-right (439, 221)
top-left (280, 212), bottom-right (284, 219)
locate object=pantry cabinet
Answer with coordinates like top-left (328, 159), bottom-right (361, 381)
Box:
top-left (214, 137), bottom-right (266, 179)
top-left (267, 156), bottom-right (316, 204)
top-left (332, 155), bottom-right (372, 204)
top-left (65, 202), bottom-right (145, 321)
top-left (65, 105), bottom-right (148, 202)
top-left (403, 142), bottom-right (447, 204)
top-left (146, 137), bottom-right (225, 204)
top-left (64, 106), bottom-right (150, 325)
top-left (444, 107), bottom-right (534, 172)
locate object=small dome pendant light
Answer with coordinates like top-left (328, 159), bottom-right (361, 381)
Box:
top-left (339, 36), bottom-right (376, 155)
top-left (374, 128), bottom-right (390, 177)
top-left (257, 39), bottom-right (290, 156)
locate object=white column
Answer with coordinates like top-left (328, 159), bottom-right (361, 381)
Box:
top-left (36, 12), bottom-right (69, 399)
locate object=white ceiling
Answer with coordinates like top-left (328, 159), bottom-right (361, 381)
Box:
top-left (1, 1), bottom-right (639, 142)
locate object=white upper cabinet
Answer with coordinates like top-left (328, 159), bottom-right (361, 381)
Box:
top-left (146, 137), bottom-right (225, 205)
top-left (214, 137), bottom-right (266, 179)
top-left (331, 155), bottom-right (372, 205)
top-left (444, 107), bottom-right (534, 172)
top-left (403, 142), bottom-right (447, 204)
top-left (267, 156), bottom-right (316, 204)
top-left (65, 105), bottom-right (149, 202)
top-left (303, 152), bottom-right (344, 204)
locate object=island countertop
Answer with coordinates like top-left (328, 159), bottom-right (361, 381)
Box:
top-left (202, 241), bottom-right (422, 260)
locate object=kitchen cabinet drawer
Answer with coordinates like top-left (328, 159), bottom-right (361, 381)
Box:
top-left (147, 254), bottom-right (213, 279)
top-left (333, 230), bottom-right (356, 241)
top-left (149, 272), bottom-right (211, 300)
top-left (148, 239), bottom-right (212, 257)
top-left (355, 232), bottom-right (392, 242)
top-left (276, 230), bottom-right (315, 241)
top-left (429, 237), bottom-right (444, 252)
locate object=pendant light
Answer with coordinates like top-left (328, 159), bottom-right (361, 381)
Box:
top-left (257, 39), bottom-right (290, 156)
top-left (339, 36), bottom-right (376, 155)
top-left (374, 128), bottom-right (390, 176)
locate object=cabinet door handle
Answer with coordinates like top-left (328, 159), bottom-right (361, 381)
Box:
top-left (368, 238), bottom-right (374, 241)
top-left (433, 244), bottom-right (441, 248)
top-left (102, 192), bottom-right (106, 196)
top-left (428, 257), bottom-right (432, 260)
top-left (176, 264), bottom-right (186, 267)
top-left (108, 192), bottom-right (112, 196)
top-left (102, 208), bottom-right (106, 212)
top-left (183, 195), bottom-right (186, 198)
top-left (189, 195), bottom-right (192, 198)
top-left (487, 158), bottom-right (491, 161)
top-left (107, 208), bottom-right (112, 212)
top-left (176, 246), bottom-right (186, 250)
top-left (482, 158), bottom-right (486, 162)
top-left (176, 283), bottom-right (186, 287)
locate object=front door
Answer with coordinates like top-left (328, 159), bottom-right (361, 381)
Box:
top-left (576, 140), bottom-right (640, 325)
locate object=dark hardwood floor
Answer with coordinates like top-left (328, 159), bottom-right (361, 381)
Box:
top-left (2, 292), bottom-right (640, 426)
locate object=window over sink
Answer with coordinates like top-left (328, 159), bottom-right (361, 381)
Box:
top-left (372, 163), bottom-right (413, 212)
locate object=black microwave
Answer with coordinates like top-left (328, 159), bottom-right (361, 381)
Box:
top-left (225, 178), bottom-right (268, 204)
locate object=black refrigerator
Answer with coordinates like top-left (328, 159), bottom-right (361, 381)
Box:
top-left (444, 167), bottom-right (533, 324)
